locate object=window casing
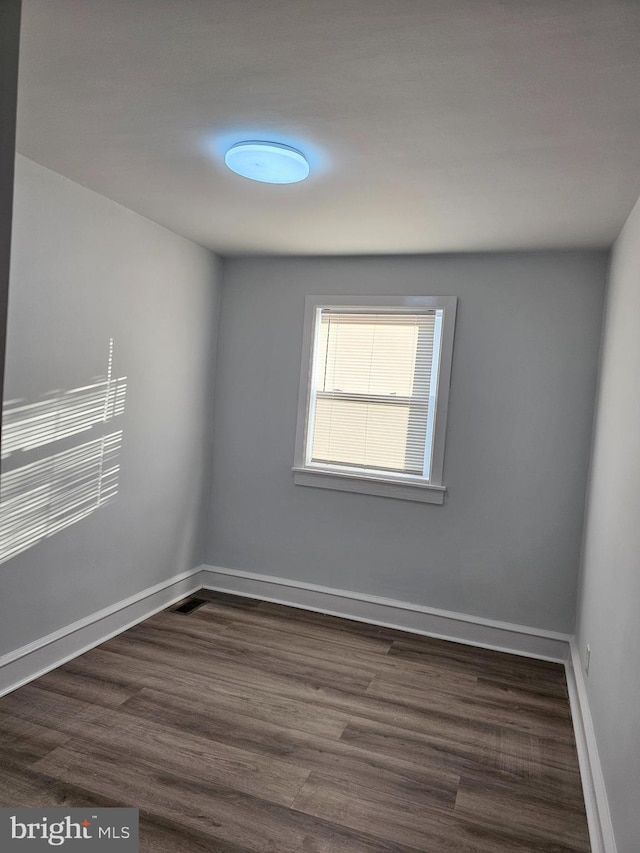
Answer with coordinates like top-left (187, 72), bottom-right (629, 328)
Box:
top-left (293, 295), bottom-right (457, 504)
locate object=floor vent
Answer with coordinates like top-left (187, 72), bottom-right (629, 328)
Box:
top-left (171, 597), bottom-right (208, 614)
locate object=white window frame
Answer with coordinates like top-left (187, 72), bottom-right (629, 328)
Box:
top-left (292, 295), bottom-right (457, 504)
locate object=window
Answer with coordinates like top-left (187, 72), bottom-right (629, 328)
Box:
top-left (293, 295), bottom-right (457, 504)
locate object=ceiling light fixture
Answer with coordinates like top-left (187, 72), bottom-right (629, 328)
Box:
top-left (224, 141), bottom-right (310, 184)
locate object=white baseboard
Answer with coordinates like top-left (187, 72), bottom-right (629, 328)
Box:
top-left (565, 639), bottom-right (617, 853)
top-left (0, 567), bottom-right (204, 698)
top-left (200, 565), bottom-right (571, 662)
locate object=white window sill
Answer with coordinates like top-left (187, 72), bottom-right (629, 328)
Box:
top-left (292, 466), bottom-right (446, 504)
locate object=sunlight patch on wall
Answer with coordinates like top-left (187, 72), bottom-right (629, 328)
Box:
top-left (1, 379), bottom-right (126, 458)
top-left (0, 340), bottom-right (127, 565)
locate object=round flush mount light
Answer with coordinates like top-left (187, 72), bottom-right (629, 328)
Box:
top-left (224, 141), bottom-right (310, 184)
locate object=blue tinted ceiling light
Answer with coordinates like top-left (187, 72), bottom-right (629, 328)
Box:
top-left (224, 141), bottom-right (310, 184)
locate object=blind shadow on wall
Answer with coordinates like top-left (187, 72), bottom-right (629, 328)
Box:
top-left (0, 339), bottom-right (127, 564)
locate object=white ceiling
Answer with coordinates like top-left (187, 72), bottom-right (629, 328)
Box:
top-left (16, 0), bottom-right (640, 255)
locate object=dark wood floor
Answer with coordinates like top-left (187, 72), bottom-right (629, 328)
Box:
top-left (0, 591), bottom-right (590, 852)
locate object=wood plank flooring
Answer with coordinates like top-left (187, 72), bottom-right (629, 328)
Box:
top-left (0, 591), bottom-right (590, 852)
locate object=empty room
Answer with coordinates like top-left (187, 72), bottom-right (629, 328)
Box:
top-left (0, 1), bottom-right (638, 851)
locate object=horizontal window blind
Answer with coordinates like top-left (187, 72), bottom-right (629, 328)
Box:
top-left (310, 310), bottom-right (438, 476)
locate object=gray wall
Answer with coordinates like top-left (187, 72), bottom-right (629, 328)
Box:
top-left (575, 197), bottom-right (640, 853)
top-left (205, 252), bottom-right (606, 633)
top-left (0, 156), bottom-right (221, 655)
top-left (0, 0), bottom-right (21, 446)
